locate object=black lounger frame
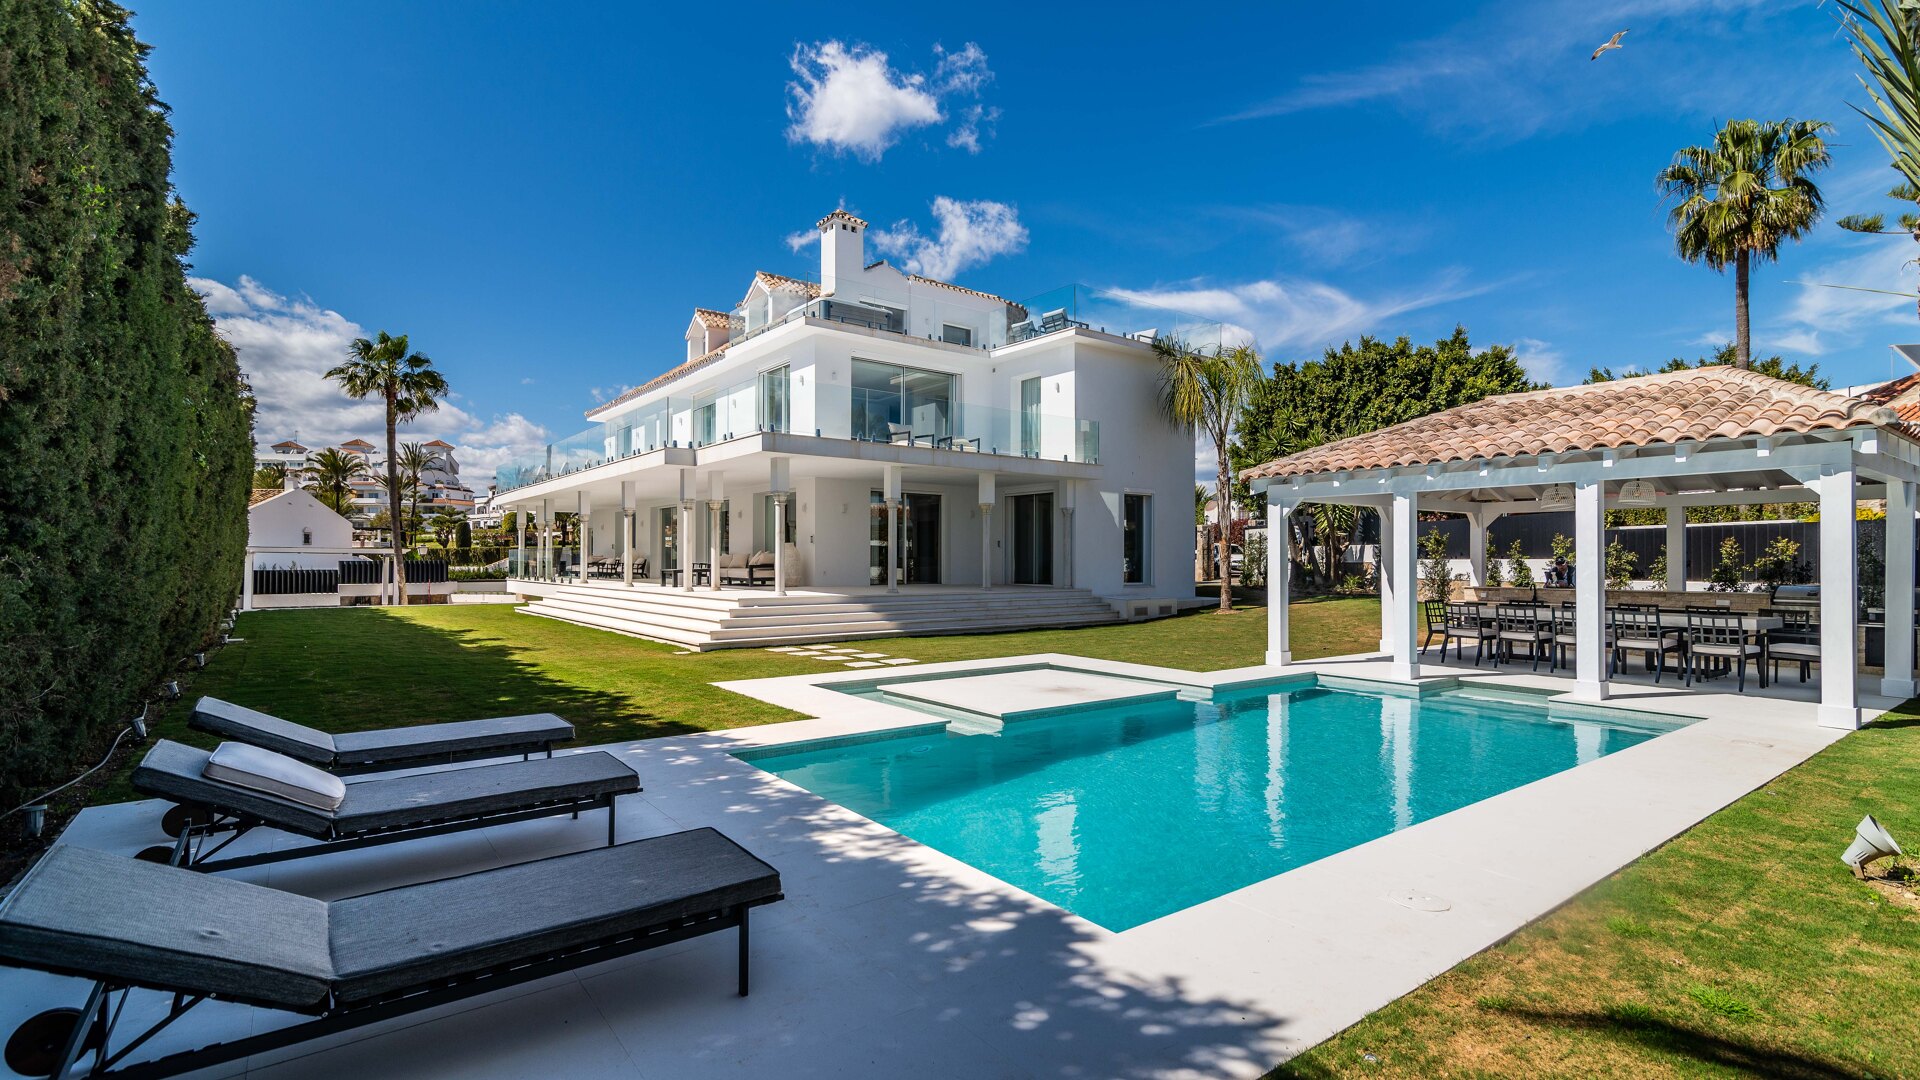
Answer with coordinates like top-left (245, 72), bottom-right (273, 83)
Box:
top-left (34, 895), bottom-right (780, 1079)
top-left (161, 787), bottom-right (625, 872)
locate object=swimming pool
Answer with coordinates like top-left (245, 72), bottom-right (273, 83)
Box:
top-left (740, 678), bottom-right (1685, 931)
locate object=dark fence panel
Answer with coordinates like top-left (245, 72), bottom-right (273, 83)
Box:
top-left (253, 568), bottom-right (339, 595)
top-left (337, 558), bottom-right (451, 584)
top-left (338, 559), bottom-right (382, 585)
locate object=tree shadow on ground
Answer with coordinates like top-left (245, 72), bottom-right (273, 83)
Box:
top-left (1497, 1006), bottom-right (1860, 1080)
top-left (154, 608), bottom-right (692, 749)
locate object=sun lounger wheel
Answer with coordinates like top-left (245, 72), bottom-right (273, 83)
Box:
top-left (7, 1008), bottom-right (103, 1078)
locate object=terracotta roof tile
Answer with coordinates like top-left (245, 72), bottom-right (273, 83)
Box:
top-left (249, 488), bottom-right (285, 506)
top-left (691, 308), bottom-right (731, 330)
top-left (815, 209), bottom-right (869, 230)
top-left (1241, 366), bottom-right (1904, 483)
top-left (742, 271), bottom-right (822, 306)
top-left (907, 273), bottom-right (1013, 306)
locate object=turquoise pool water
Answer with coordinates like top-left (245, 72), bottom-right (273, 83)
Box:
top-left (742, 680), bottom-right (1682, 931)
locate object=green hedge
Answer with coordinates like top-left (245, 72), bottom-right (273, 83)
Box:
top-left (0, 1), bottom-right (254, 805)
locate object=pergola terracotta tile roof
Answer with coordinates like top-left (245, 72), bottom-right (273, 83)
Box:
top-left (1861, 370), bottom-right (1920, 426)
top-left (1241, 366), bottom-right (1904, 483)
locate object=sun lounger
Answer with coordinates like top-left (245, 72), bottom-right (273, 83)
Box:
top-left (131, 739), bottom-right (640, 871)
top-left (191, 696), bottom-right (574, 774)
top-left (0, 831), bottom-right (781, 1079)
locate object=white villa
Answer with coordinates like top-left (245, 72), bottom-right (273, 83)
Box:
top-left (496, 209), bottom-right (1212, 647)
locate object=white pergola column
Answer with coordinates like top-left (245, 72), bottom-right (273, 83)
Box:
top-left (576, 491), bottom-right (591, 583)
top-left (620, 481), bottom-right (636, 587)
top-left (1817, 466), bottom-right (1861, 729)
top-left (883, 465), bottom-right (902, 594)
top-left (978, 473), bottom-right (995, 590)
top-left (1267, 498), bottom-right (1294, 666)
top-left (1884, 480), bottom-right (1916, 701)
top-left (1572, 480), bottom-right (1609, 701)
top-left (1389, 491), bottom-right (1419, 682)
top-left (1665, 503), bottom-right (1686, 593)
top-left (1467, 509), bottom-right (1502, 588)
top-left (1378, 505), bottom-right (1396, 656)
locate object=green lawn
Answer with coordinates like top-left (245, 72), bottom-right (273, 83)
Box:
top-left (98, 597), bottom-right (1375, 803)
top-left (1274, 700), bottom-right (1920, 1079)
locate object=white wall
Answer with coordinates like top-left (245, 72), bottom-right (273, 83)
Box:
top-left (248, 491), bottom-right (352, 570)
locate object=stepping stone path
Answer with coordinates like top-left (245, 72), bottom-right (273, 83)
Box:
top-left (771, 643), bottom-right (919, 669)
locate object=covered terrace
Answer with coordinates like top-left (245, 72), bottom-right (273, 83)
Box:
top-left (1245, 367), bottom-right (1920, 729)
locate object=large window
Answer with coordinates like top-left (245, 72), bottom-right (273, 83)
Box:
top-left (758, 492), bottom-right (797, 551)
top-left (851, 359), bottom-right (954, 443)
top-left (1019, 377), bottom-right (1043, 458)
top-left (1123, 494), bottom-right (1150, 584)
top-left (692, 394), bottom-right (717, 446)
top-left (941, 323), bottom-right (973, 347)
top-left (758, 365), bottom-right (790, 433)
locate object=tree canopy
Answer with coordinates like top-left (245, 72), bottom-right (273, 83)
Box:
top-left (1229, 327), bottom-right (1538, 486)
top-left (1584, 343), bottom-right (1829, 389)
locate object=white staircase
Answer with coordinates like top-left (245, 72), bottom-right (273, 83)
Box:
top-left (515, 582), bottom-right (1125, 650)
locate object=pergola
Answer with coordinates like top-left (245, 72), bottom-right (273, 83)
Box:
top-left (1243, 368), bottom-right (1920, 729)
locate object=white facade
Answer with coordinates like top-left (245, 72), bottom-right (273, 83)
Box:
top-left (247, 489), bottom-right (352, 570)
top-left (499, 209), bottom-right (1196, 606)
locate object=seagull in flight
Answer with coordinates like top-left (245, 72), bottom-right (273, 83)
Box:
top-left (1591, 29), bottom-right (1628, 61)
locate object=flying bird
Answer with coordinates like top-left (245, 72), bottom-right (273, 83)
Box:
top-left (1591, 29), bottom-right (1628, 60)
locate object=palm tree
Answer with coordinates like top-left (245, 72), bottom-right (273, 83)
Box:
top-left (304, 447), bottom-right (367, 515)
top-left (326, 332), bottom-right (449, 604)
top-left (1155, 337), bottom-right (1263, 612)
top-left (251, 463), bottom-right (287, 489)
top-left (393, 442), bottom-right (447, 548)
top-left (1658, 118), bottom-right (1833, 368)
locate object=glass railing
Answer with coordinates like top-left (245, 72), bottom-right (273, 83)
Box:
top-left (820, 386), bottom-right (1099, 463)
top-left (685, 370), bottom-right (791, 448)
top-left (1008, 284), bottom-right (1232, 350)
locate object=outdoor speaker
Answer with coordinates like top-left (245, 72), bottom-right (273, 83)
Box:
top-left (1843, 815), bottom-right (1903, 877)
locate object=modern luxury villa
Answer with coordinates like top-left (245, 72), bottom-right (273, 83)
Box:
top-left (491, 210), bottom-right (1212, 647)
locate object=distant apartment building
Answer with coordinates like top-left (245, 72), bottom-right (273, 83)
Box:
top-left (253, 435), bottom-right (477, 526)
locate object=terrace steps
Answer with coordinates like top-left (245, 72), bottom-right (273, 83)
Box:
top-left (514, 581), bottom-right (1124, 650)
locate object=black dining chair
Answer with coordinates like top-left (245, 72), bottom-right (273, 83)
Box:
top-left (1494, 604), bottom-right (1555, 671)
top-left (1759, 607), bottom-right (1821, 684)
top-left (1610, 608), bottom-right (1685, 682)
top-left (1440, 602), bottom-right (1500, 665)
top-left (1420, 600), bottom-right (1447, 656)
top-left (1686, 612), bottom-right (1765, 692)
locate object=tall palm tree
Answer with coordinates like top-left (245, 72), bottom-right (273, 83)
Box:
top-left (304, 447), bottom-right (367, 515)
top-left (393, 442), bottom-right (447, 547)
top-left (251, 463), bottom-right (287, 489)
top-left (326, 332), bottom-right (449, 604)
top-left (1658, 118), bottom-right (1833, 368)
top-left (1155, 337), bottom-right (1263, 612)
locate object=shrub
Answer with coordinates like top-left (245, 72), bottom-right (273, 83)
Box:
top-left (1748, 536), bottom-right (1804, 592)
top-left (1706, 536), bottom-right (1745, 592)
top-left (1240, 531), bottom-right (1266, 587)
top-left (0, 2), bottom-right (252, 806)
top-left (1482, 531), bottom-right (1505, 587)
top-left (1605, 538), bottom-right (1638, 590)
top-left (1419, 527), bottom-right (1456, 602)
top-left (1505, 539), bottom-right (1535, 588)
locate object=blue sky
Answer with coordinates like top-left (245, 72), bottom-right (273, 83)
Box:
top-left (136, 0), bottom-right (1920, 484)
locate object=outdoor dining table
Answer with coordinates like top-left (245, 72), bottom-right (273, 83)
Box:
top-left (1464, 603), bottom-right (1782, 634)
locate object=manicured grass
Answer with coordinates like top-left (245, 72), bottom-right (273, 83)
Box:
top-left (1273, 700), bottom-right (1920, 1080)
top-left (97, 596), bottom-right (1377, 804)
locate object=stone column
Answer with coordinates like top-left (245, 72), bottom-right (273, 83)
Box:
top-left (576, 491), bottom-right (591, 583)
top-left (678, 501), bottom-right (694, 592)
top-left (708, 499), bottom-right (724, 592)
top-left (1882, 480), bottom-right (1916, 700)
top-left (1267, 499), bottom-right (1293, 667)
top-left (773, 493), bottom-right (789, 596)
top-left (1665, 503), bottom-right (1686, 593)
top-left (885, 499), bottom-right (901, 594)
top-left (977, 473), bottom-right (995, 590)
top-left (1389, 492), bottom-right (1419, 682)
top-left (514, 507), bottom-right (526, 580)
top-left (1573, 480), bottom-right (1609, 701)
top-left (621, 480), bottom-right (636, 587)
top-left (1818, 466), bottom-right (1860, 729)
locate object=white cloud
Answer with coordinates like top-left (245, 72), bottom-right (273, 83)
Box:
top-left (1108, 271), bottom-right (1493, 353)
top-left (189, 275), bottom-right (549, 485)
top-left (870, 197), bottom-right (1029, 280)
top-left (1690, 329), bottom-right (1732, 347)
top-left (1770, 240), bottom-right (1917, 355)
top-left (1216, 0), bottom-right (1808, 141)
top-left (589, 384), bottom-right (636, 404)
top-left (946, 104), bottom-right (999, 154)
top-left (785, 229), bottom-right (819, 252)
top-left (1511, 337), bottom-right (1577, 387)
top-left (784, 40), bottom-right (995, 161)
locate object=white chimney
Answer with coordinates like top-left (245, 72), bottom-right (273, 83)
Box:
top-left (816, 209), bottom-right (867, 297)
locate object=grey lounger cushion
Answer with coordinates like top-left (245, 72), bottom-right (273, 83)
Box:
top-left (0, 830), bottom-right (781, 1014)
top-left (191, 696), bottom-right (575, 769)
top-left (133, 740), bottom-right (641, 840)
top-left (329, 827), bottom-right (781, 1003)
top-left (204, 742), bottom-right (347, 811)
top-left (0, 845), bottom-right (332, 1010)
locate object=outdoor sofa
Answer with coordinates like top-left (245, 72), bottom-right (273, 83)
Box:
top-left (191, 696), bottom-right (575, 775)
top-left (716, 551), bottom-right (775, 586)
top-left (0, 832), bottom-right (781, 1079)
top-left (131, 739), bottom-right (640, 871)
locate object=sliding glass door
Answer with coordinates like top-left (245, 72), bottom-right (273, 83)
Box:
top-left (851, 359), bottom-right (955, 444)
top-left (1011, 493), bottom-right (1053, 584)
top-left (868, 492), bottom-right (943, 585)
